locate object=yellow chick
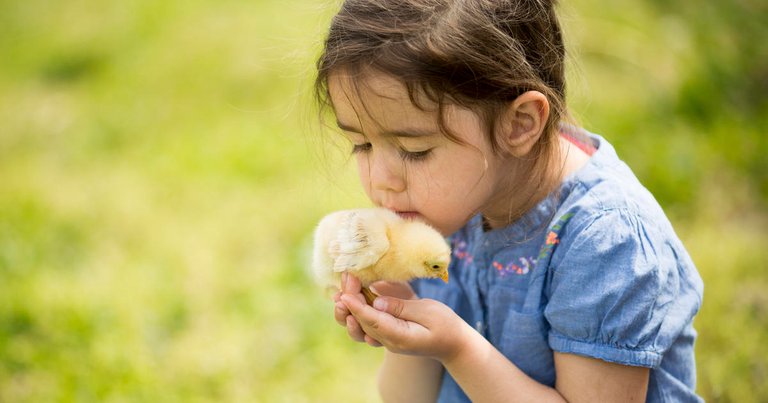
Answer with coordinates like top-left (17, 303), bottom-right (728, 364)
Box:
top-left (312, 208), bottom-right (451, 304)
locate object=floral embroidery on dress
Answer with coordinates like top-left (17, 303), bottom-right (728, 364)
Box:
top-left (492, 212), bottom-right (575, 277)
top-left (452, 238), bottom-right (473, 263)
top-left (493, 256), bottom-right (537, 276)
top-left (546, 231), bottom-right (559, 245)
top-left (536, 212), bottom-right (574, 260)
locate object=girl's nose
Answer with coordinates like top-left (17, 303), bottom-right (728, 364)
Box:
top-left (368, 152), bottom-right (406, 194)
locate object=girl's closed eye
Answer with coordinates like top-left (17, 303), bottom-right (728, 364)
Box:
top-left (399, 147), bottom-right (432, 162)
top-left (351, 142), bottom-right (433, 162)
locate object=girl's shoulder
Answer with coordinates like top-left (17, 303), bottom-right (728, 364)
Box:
top-left (542, 131), bottom-right (702, 292)
top-left (556, 131), bottom-right (674, 236)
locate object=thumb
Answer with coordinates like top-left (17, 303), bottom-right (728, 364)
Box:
top-left (372, 296), bottom-right (434, 323)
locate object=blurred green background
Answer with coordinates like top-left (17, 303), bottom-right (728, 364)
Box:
top-left (1, 0), bottom-right (766, 401)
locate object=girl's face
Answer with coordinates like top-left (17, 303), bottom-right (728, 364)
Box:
top-left (329, 72), bottom-right (510, 236)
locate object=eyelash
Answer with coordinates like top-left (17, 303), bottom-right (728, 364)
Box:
top-left (351, 143), bottom-right (432, 162)
top-left (400, 149), bottom-right (432, 162)
top-left (351, 143), bottom-right (372, 154)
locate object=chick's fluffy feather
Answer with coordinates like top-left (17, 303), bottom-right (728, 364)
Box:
top-left (312, 208), bottom-right (451, 298)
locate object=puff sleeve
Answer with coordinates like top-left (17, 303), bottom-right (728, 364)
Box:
top-left (544, 208), bottom-right (703, 368)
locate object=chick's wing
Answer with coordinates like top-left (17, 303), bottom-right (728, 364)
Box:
top-left (329, 209), bottom-right (393, 273)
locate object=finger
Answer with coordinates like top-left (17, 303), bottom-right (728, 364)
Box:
top-left (346, 315), bottom-right (366, 343)
top-left (341, 293), bottom-right (407, 341)
top-left (341, 293), bottom-right (381, 320)
top-left (341, 274), bottom-right (367, 306)
top-left (332, 291), bottom-right (342, 303)
top-left (343, 273), bottom-right (362, 294)
top-left (372, 296), bottom-right (435, 323)
top-left (364, 334), bottom-right (383, 347)
top-left (334, 301), bottom-right (350, 326)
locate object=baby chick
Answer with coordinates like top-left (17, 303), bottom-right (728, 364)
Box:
top-left (312, 208), bottom-right (451, 304)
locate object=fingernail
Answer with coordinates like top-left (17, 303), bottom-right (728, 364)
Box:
top-left (373, 298), bottom-right (387, 310)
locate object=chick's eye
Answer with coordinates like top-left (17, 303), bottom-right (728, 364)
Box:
top-left (432, 264), bottom-right (440, 269)
top-left (351, 143), bottom-right (372, 154)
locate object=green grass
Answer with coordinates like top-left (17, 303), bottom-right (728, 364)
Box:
top-left (1, 0), bottom-right (766, 401)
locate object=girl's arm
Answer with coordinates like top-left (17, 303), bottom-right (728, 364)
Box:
top-left (378, 351), bottom-right (443, 403)
top-left (340, 293), bottom-right (650, 402)
top-left (553, 352), bottom-right (649, 402)
top-left (442, 325), bottom-right (649, 402)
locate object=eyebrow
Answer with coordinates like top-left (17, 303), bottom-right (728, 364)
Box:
top-left (336, 120), bottom-right (436, 138)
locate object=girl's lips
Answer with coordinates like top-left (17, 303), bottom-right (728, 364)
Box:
top-left (396, 211), bottom-right (420, 220)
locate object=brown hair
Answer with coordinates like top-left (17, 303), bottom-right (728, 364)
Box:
top-left (315, 0), bottom-right (570, 225)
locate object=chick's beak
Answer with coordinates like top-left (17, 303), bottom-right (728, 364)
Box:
top-left (440, 269), bottom-right (449, 283)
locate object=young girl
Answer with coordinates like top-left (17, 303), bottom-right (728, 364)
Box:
top-left (315, 1), bottom-right (704, 401)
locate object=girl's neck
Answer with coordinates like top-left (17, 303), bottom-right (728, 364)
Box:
top-left (482, 136), bottom-right (591, 230)
top-left (557, 133), bottom-right (593, 181)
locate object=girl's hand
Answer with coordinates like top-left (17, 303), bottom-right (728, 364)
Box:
top-left (332, 273), bottom-right (417, 347)
top-left (340, 288), bottom-right (471, 363)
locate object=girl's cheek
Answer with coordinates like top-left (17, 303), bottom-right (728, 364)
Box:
top-left (356, 159), bottom-right (372, 187)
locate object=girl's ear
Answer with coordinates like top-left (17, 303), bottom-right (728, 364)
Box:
top-left (497, 91), bottom-right (550, 158)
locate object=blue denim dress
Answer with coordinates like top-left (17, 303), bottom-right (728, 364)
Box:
top-left (412, 132), bottom-right (704, 402)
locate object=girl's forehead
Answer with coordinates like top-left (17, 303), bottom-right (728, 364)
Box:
top-left (329, 72), bottom-right (439, 124)
top-left (330, 71), bottom-right (412, 103)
